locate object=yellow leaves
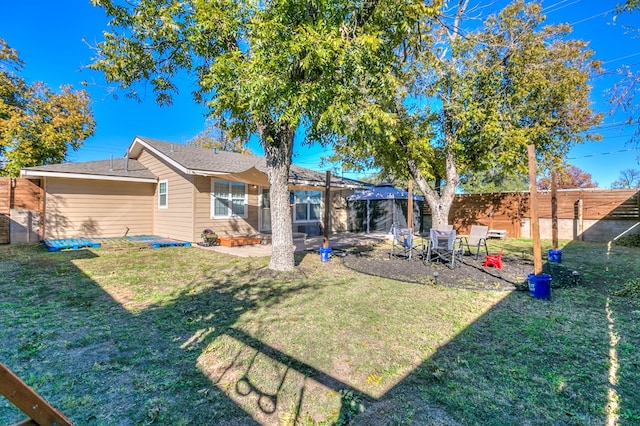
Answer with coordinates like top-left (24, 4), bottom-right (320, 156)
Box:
top-left (354, 34), bottom-right (382, 51)
top-left (0, 58), bottom-right (95, 175)
top-left (365, 372), bottom-right (384, 386)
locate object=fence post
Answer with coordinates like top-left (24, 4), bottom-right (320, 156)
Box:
top-left (575, 198), bottom-right (584, 241)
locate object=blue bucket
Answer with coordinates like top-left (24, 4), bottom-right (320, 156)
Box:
top-left (319, 247), bottom-right (332, 262)
top-left (528, 273), bottom-right (552, 300)
top-left (548, 249), bottom-right (562, 263)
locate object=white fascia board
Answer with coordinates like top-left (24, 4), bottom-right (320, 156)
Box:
top-left (20, 169), bottom-right (157, 183)
top-left (189, 169), bottom-right (230, 177)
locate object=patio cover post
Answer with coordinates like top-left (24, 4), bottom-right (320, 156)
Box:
top-left (366, 199), bottom-right (370, 234)
top-left (408, 180), bottom-right (413, 234)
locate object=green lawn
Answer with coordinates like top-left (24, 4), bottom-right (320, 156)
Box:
top-left (1, 240), bottom-right (639, 425)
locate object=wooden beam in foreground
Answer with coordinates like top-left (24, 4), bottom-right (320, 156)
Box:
top-left (0, 362), bottom-right (72, 426)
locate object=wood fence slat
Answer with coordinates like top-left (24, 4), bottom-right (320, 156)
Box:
top-left (0, 179), bottom-right (9, 244)
top-left (0, 178), bottom-right (43, 244)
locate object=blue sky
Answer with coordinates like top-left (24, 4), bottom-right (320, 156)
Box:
top-left (1, 0), bottom-right (640, 187)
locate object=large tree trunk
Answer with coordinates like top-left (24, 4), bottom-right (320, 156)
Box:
top-left (259, 120), bottom-right (296, 271)
top-left (410, 161), bottom-right (455, 229)
top-left (408, 112), bottom-right (460, 230)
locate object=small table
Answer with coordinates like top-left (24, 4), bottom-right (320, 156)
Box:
top-left (487, 230), bottom-right (507, 240)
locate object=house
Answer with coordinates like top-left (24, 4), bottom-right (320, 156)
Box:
top-left (19, 136), bottom-right (368, 242)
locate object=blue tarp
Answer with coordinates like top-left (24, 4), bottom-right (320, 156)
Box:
top-left (44, 235), bottom-right (190, 251)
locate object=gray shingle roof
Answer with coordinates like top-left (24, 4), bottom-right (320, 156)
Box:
top-left (21, 158), bottom-right (156, 180)
top-left (137, 137), bottom-right (265, 173)
top-left (136, 137), bottom-right (367, 188)
top-left (21, 136), bottom-right (369, 189)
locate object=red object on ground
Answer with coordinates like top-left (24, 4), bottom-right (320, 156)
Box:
top-left (483, 248), bottom-right (504, 270)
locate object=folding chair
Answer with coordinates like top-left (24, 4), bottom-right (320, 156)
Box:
top-left (390, 228), bottom-right (422, 260)
top-left (459, 225), bottom-right (489, 259)
top-left (424, 229), bottom-right (462, 268)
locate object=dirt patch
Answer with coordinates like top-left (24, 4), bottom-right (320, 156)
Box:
top-left (338, 245), bottom-right (579, 291)
top-left (353, 397), bottom-right (460, 426)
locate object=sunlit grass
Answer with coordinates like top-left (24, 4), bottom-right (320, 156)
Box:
top-left (1, 241), bottom-right (639, 424)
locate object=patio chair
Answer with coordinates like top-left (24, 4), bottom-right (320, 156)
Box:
top-left (459, 225), bottom-right (489, 260)
top-left (483, 248), bottom-right (504, 270)
top-left (424, 229), bottom-right (462, 268)
top-left (390, 228), bottom-right (422, 260)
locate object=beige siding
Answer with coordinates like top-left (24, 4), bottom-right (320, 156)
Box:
top-left (137, 151), bottom-right (196, 242)
top-left (288, 186), bottom-right (355, 235)
top-left (193, 175), bottom-right (259, 238)
top-left (43, 178), bottom-right (154, 239)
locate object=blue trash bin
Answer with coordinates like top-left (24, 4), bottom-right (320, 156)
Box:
top-left (320, 247), bottom-right (332, 262)
top-left (548, 249), bottom-right (562, 263)
top-left (528, 273), bottom-right (552, 300)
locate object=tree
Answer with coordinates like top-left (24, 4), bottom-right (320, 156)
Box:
top-left (460, 168), bottom-right (529, 194)
top-left (611, 168), bottom-right (640, 188)
top-left (0, 39), bottom-right (95, 176)
top-left (617, 0), bottom-right (640, 13)
top-left (90, 0), bottom-right (440, 271)
top-left (188, 117), bottom-right (251, 154)
top-left (323, 1), bottom-right (602, 227)
top-left (537, 165), bottom-right (598, 190)
top-left (607, 3), bottom-right (640, 158)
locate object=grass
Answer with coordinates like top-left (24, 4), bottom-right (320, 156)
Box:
top-left (0, 239), bottom-right (639, 425)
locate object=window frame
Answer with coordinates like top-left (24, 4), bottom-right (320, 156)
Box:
top-left (158, 180), bottom-right (168, 209)
top-left (211, 180), bottom-right (248, 219)
top-left (293, 190), bottom-right (322, 223)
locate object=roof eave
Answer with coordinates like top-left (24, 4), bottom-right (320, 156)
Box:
top-left (129, 136), bottom-right (191, 175)
top-left (20, 169), bottom-right (158, 183)
top-left (289, 179), bottom-right (368, 189)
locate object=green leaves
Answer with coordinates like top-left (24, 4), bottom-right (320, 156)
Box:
top-left (0, 40), bottom-right (95, 176)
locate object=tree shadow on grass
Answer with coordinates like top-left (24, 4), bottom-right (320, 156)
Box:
top-left (0, 245), bottom-right (367, 424)
top-left (2, 241), bottom-right (639, 425)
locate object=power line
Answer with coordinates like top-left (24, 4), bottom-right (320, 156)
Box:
top-left (570, 8), bottom-right (616, 26)
top-left (595, 121), bottom-right (636, 130)
top-left (603, 51), bottom-right (640, 65)
top-left (568, 148), bottom-right (639, 159)
top-left (543, 0), bottom-right (583, 15)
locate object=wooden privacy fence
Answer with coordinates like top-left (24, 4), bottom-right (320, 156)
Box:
top-left (0, 178), bottom-right (43, 244)
top-left (424, 189), bottom-right (639, 242)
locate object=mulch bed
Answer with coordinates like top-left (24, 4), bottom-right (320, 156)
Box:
top-left (337, 245), bottom-right (579, 291)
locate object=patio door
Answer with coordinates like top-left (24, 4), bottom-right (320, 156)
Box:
top-left (259, 188), bottom-right (271, 232)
